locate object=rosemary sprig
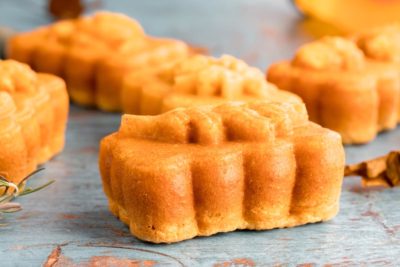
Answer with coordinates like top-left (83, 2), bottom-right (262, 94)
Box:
top-left (0, 168), bottom-right (54, 214)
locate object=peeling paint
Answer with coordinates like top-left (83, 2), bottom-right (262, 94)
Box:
top-left (214, 258), bottom-right (256, 267)
top-left (361, 203), bottom-right (400, 238)
top-left (43, 245), bottom-right (157, 267)
top-left (84, 256), bottom-right (156, 267)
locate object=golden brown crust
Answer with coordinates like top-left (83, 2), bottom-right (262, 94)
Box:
top-left (6, 12), bottom-right (191, 111)
top-left (267, 37), bottom-right (400, 144)
top-left (352, 24), bottom-right (400, 62)
top-left (293, 37), bottom-right (365, 71)
top-left (99, 101), bottom-right (344, 243)
top-left (121, 54), bottom-right (303, 115)
top-left (351, 24), bottom-right (400, 122)
top-left (0, 60), bottom-right (68, 184)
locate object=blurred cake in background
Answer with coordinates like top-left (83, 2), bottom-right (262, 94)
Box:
top-left (0, 60), bottom-right (68, 185)
top-left (352, 24), bottom-right (400, 68)
top-left (267, 37), bottom-right (400, 144)
top-left (121, 54), bottom-right (302, 115)
top-left (295, 0), bottom-right (400, 34)
top-left (351, 24), bottom-right (400, 120)
top-left (7, 12), bottom-right (193, 111)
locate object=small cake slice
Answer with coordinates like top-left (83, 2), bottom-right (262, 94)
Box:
top-left (99, 101), bottom-right (345, 243)
top-left (121, 54), bottom-right (302, 115)
top-left (0, 60), bottom-right (68, 184)
top-left (7, 12), bottom-right (191, 111)
top-left (267, 37), bottom-right (400, 144)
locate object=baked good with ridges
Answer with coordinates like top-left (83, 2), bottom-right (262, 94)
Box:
top-left (267, 37), bottom-right (400, 144)
top-left (0, 60), bottom-right (68, 185)
top-left (7, 12), bottom-right (191, 111)
top-left (351, 24), bottom-right (400, 121)
top-left (121, 54), bottom-right (302, 115)
top-left (99, 101), bottom-right (344, 243)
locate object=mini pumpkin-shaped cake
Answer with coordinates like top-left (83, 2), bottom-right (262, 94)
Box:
top-left (99, 101), bottom-right (344, 243)
top-left (0, 60), bottom-right (68, 185)
top-left (352, 24), bottom-right (400, 120)
top-left (121, 54), bottom-right (302, 115)
top-left (267, 37), bottom-right (400, 144)
top-left (7, 12), bottom-right (191, 111)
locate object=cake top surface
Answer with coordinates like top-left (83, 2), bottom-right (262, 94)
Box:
top-left (292, 37), bottom-right (365, 71)
top-left (0, 60), bottom-right (59, 111)
top-left (0, 60), bottom-right (37, 94)
top-left (45, 12), bottom-right (145, 50)
top-left (118, 101), bottom-right (308, 146)
top-left (0, 92), bottom-right (16, 119)
top-left (353, 24), bottom-right (400, 62)
top-left (25, 12), bottom-right (189, 60)
top-left (128, 54), bottom-right (279, 100)
top-left (172, 55), bottom-right (273, 98)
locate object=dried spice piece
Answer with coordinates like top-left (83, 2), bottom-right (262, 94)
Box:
top-left (187, 44), bottom-right (209, 55)
top-left (48, 0), bottom-right (84, 19)
top-left (0, 168), bottom-right (54, 216)
top-left (48, 0), bottom-right (102, 20)
top-left (0, 27), bottom-right (15, 59)
top-left (345, 151), bottom-right (400, 187)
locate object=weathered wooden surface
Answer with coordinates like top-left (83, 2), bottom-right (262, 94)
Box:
top-left (1, 1), bottom-right (400, 266)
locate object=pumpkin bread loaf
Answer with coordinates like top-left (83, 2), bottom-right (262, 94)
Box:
top-left (99, 101), bottom-right (345, 243)
top-left (121, 54), bottom-right (302, 114)
top-left (7, 12), bottom-right (191, 111)
top-left (267, 37), bottom-right (400, 144)
top-left (0, 60), bottom-right (68, 185)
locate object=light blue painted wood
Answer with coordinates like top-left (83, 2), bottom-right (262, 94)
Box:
top-left (1, 1), bottom-right (400, 266)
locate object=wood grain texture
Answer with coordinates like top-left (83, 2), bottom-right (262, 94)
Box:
top-left (1, 0), bottom-right (400, 266)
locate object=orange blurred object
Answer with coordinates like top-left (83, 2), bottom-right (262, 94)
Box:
top-left (295, 0), bottom-right (400, 34)
top-left (0, 60), bottom-right (68, 184)
top-left (7, 12), bottom-right (192, 111)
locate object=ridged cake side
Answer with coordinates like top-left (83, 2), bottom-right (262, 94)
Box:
top-left (121, 54), bottom-right (302, 115)
top-left (0, 60), bottom-right (68, 184)
top-left (6, 12), bottom-right (191, 111)
top-left (99, 102), bottom-right (345, 243)
top-left (351, 24), bottom-right (400, 121)
top-left (267, 37), bottom-right (400, 144)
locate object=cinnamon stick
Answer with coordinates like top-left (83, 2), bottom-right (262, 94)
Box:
top-left (345, 151), bottom-right (400, 187)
